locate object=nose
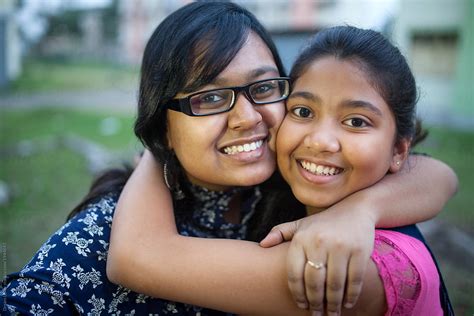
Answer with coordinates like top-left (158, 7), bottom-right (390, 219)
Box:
top-left (227, 93), bottom-right (263, 130)
top-left (303, 121), bottom-right (341, 153)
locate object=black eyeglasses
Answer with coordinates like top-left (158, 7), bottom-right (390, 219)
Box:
top-left (165, 77), bottom-right (290, 116)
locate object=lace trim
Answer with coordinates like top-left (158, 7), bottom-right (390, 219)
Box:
top-left (371, 234), bottom-right (421, 315)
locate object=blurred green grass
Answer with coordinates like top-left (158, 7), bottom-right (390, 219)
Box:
top-left (4, 59), bottom-right (139, 92)
top-left (0, 107), bottom-right (139, 273)
top-left (1, 107), bottom-right (137, 149)
top-left (416, 126), bottom-right (474, 233)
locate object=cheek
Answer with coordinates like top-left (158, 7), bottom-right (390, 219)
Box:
top-left (168, 115), bottom-right (223, 158)
top-left (260, 103), bottom-right (285, 151)
top-left (346, 136), bottom-right (394, 183)
top-left (276, 119), bottom-right (299, 175)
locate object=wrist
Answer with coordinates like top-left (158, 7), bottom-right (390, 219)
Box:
top-left (346, 189), bottom-right (380, 225)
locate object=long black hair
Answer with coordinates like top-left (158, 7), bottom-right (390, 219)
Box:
top-left (134, 1), bottom-right (285, 199)
top-left (68, 1), bottom-right (293, 223)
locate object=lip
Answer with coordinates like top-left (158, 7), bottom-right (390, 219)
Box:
top-left (218, 135), bottom-right (269, 163)
top-left (218, 134), bottom-right (268, 150)
top-left (295, 157), bottom-right (344, 185)
top-left (296, 157), bottom-right (343, 170)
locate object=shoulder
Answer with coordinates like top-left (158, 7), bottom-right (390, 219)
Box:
top-left (371, 230), bottom-right (441, 315)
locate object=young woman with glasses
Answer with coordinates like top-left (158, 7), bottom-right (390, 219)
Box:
top-left (3, 2), bottom-right (456, 315)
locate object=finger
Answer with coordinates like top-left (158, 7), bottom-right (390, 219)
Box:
top-left (304, 256), bottom-right (327, 314)
top-left (287, 243), bottom-right (308, 310)
top-left (325, 250), bottom-right (348, 316)
top-left (259, 227), bottom-right (285, 247)
top-left (343, 252), bottom-right (368, 309)
top-left (259, 220), bottom-right (299, 247)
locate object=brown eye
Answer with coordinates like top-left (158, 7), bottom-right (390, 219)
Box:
top-left (343, 117), bottom-right (369, 127)
top-left (292, 106), bottom-right (313, 118)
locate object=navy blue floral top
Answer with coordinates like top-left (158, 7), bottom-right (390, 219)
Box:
top-left (1, 184), bottom-right (261, 315)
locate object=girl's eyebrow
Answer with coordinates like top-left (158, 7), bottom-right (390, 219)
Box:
top-left (341, 100), bottom-right (383, 117)
top-left (288, 91), bottom-right (320, 103)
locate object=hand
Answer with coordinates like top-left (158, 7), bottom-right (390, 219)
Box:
top-left (260, 201), bottom-right (376, 315)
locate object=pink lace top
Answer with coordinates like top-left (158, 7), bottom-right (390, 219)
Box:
top-left (371, 230), bottom-right (442, 316)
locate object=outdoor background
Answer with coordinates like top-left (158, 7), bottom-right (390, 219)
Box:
top-left (1, 0), bottom-right (473, 314)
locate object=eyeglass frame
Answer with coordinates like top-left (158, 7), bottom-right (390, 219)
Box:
top-left (164, 77), bottom-right (291, 117)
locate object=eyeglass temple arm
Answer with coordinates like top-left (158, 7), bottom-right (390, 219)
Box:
top-left (165, 99), bottom-right (194, 116)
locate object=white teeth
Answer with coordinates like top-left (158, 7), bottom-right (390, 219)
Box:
top-left (323, 166), bottom-right (330, 175)
top-left (316, 165), bottom-right (324, 174)
top-left (300, 160), bottom-right (342, 176)
top-left (222, 140), bottom-right (264, 155)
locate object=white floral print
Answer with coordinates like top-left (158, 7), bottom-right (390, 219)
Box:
top-left (2, 189), bottom-right (260, 315)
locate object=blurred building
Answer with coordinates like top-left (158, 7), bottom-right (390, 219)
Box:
top-left (0, 0), bottom-right (21, 88)
top-left (34, 1), bottom-right (117, 61)
top-left (117, 0), bottom-right (395, 68)
top-left (392, 0), bottom-right (473, 127)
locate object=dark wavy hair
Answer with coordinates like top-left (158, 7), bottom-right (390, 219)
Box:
top-left (134, 1), bottom-right (285, 198)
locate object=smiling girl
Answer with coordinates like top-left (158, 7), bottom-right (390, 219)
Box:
top-left (277, 25), bottom-right (448, 314)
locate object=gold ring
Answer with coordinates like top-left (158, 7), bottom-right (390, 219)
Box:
top-left (307, 260), bottom-right (325, 270)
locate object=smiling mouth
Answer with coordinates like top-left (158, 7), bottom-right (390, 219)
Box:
top-left (222, 139), bottom-right (264, 155)
top-left (299, 160), bottom-right (344, 176)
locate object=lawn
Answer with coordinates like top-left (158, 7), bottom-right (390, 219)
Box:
top-left (0, 107), bottom-right (139, 274)
top-left (416, 126), bottom-right (474, 233)
top-left (3, 59), bottom-right (139, 93)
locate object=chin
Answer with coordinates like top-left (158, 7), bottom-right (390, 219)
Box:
top-left (239, 173), bottom-right (273, 186)
top-left (237, 168), bottom-right (275, 187)
top-left (293, 190), bottom-right (335, 210)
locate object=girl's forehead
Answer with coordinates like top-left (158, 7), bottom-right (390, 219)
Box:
top-left (294, 58), bottom-right (374, 94)
top-left (183, 32), bottom-right (278, 93)
top-left (290, 57), bottom-right (390, 115)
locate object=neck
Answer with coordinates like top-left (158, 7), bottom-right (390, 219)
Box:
top-left (306, 205), bottom-right (327, 216)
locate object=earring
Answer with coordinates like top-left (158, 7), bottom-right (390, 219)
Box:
top-left (163, 162), bottom-right (185, 200)
top-left (163, 162), bottom-right (172, 190)
top-left (396, 161), bottom-right (400, 166)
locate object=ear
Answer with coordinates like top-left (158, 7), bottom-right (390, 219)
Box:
top-left (389, 138), bottom-right (410, 173)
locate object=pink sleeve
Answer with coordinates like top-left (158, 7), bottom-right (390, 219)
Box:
top-left (371, 230), bottom-right (443, 316)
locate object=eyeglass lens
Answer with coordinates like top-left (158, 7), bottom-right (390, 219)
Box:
top-left (189, 79), bottom-right (288, 115)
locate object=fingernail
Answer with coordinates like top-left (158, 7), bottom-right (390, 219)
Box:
top-left (344, 302), bottom-right (354, 309)
top-left (296, 302), bottom-right (308, 309)
top-left (311, 311), bottom-right (322, 316)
